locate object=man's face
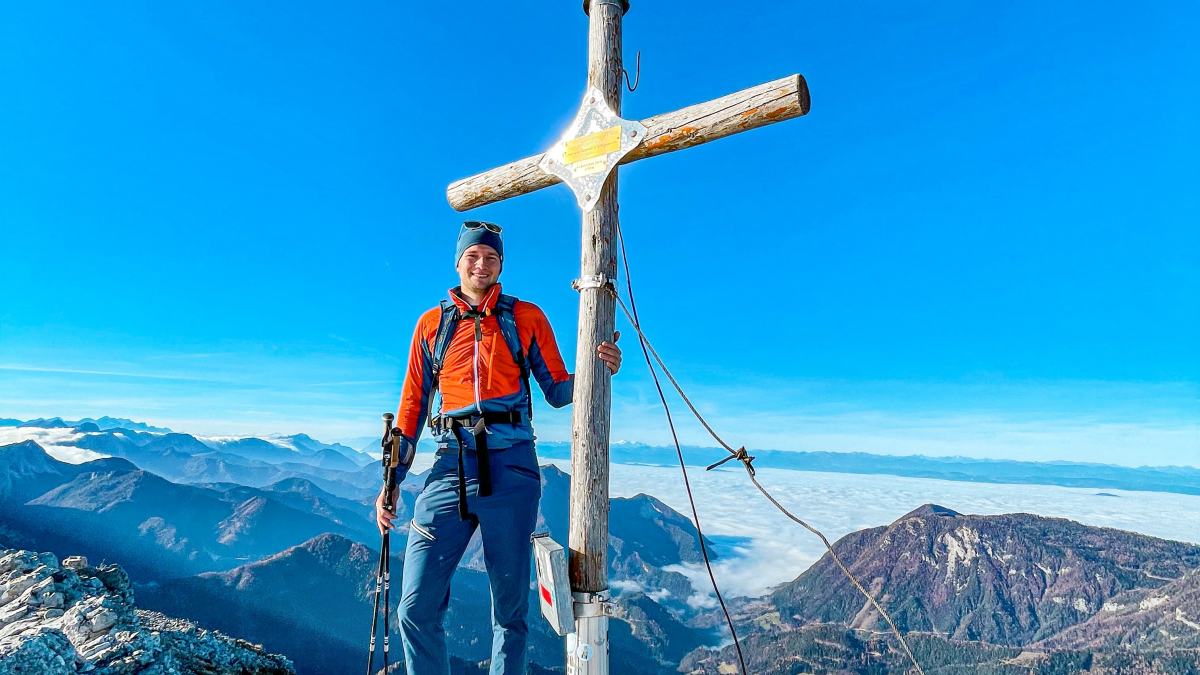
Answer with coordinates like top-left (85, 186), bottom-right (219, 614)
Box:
top-left (456, 243), bottom-right (502, 295)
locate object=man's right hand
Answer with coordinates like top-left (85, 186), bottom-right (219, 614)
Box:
top-left (375, 488), bottom-right (400, 535)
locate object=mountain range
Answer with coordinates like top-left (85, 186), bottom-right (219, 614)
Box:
top-left (136, 532), bottom-right (702, 675)
top-left (0, 442), bottom-right (428, 576)
top-left (0, 416), bottom-right (172, 433)
top-left (11, 416), bottom-right (1198, 496)
top-left (3, 417), bottom-right (1199, 673)
top-left (683, 504), bottom-right (1200, 673)
top-left (537, 441), bottom-right (1200, 496)
top-left (1, 436), bottom-right (721, 673)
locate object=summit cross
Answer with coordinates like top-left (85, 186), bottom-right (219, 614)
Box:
top-left (444, 2), bottom-right (809, 672)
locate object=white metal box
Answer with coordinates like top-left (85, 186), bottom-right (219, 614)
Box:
top-left (532, 532), bottom-right (574, 636)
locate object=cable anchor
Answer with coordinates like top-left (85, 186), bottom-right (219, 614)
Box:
top-left (706, 446), bottom-right (755, 476)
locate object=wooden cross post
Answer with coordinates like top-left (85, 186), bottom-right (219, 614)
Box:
top-left (446, 2), bottom-right (809, 672)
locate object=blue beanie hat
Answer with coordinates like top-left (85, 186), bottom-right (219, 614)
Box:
top-left (455, 222), bottom-right (504, 263)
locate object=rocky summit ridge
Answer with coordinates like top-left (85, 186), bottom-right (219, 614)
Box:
top-left (0, 548), bottom-right (293, 674)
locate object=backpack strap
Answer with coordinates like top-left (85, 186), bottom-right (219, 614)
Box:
top-left (494, 294), bottom-right (533, 420)
top-left (428, 300), bottom-right (461, 430)
top-left (427, 294), bottom-right (533, 426)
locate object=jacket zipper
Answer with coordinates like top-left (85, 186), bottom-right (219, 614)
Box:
top-left (472, 314), bottom-right (483, 413)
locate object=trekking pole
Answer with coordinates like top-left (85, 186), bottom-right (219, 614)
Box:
top-left (367, 412), bottom-right (399, 675)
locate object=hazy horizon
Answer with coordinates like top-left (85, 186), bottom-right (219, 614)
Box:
top-left (4, 414), bottom-right (1199, 472)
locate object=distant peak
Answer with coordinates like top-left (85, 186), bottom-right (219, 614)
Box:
top-left (541, 464), bottom-right (570, 479)
top-left (297, 532), bottom-right (367, 562)
top-left (627, 492), bottom-right (668, 508)
top-left (303, 532), bottom-right (351, 549)
top-left (18, 417), bottom-right (68, 428)
top-left (81, 457), bottom-right (139, 473)
top-left (268, 477), bottom-right (317, 491)
top-left (0, 441), bottom-right (56, 473)
top-left (900, 504), bottom-right (961, 520)
top-left (2, 440), bottom-right (47, 454)
top-left (81, 417), bottom-right (173, 433)
top-left (0, 441), bottom-right (62, 468)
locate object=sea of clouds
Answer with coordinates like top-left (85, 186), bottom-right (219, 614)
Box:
top-left (539, 459), bottom-right (1200, 603)
top-left (0, 427), bottom-right (105, 463)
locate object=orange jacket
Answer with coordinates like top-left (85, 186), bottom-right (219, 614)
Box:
top-left (395, 284), bottom-right (573, 454)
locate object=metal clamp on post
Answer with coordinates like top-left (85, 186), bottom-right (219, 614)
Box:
top-left (571, 274), bottom-right (615, 294)
top-left (582, 0), bottom-right (630, 16)
top-left (572, 592), bottom-right (615, 618)
top-left (568, 591), bottom-right (612, 673)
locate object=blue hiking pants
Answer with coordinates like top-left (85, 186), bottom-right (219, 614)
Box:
top-left (399, 439), bottom-right (541, 675)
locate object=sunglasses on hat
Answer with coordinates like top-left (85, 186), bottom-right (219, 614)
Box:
top-left (463, 221), bottom-right (503, 234)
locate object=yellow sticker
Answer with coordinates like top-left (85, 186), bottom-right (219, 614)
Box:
top-left (563, 126), bottom-right (622, 164)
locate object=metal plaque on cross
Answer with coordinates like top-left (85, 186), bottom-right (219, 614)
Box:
top-left (538, 86), bottom-right (647, 212)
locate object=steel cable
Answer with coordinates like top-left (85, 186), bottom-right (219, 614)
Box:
top-left (614, 220), bottom-right (748, 675)
top-left (611, 223), bottom-right (926, 675)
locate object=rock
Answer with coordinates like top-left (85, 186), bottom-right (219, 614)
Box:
top-left (0, 548), bottom-right (295, 674)
top-left (78, 632), bottom-right (115, 660)
top-left (0, 603), bottom-right (27, 626)
top-left (0, 569), bottom-right (43, 603)
top-left (22, 575), bottom-right (56, 608)
top-left (88, 607), bottom-right (117, 633)
top-left (95, 564), bottom-right (131, 597)
top-left (0, 615), bottom-right (41, 640)
top-left (0, 626), bottom-right (78, 675)
top-left (0, 550), bottom-right (41, 576)
top-left (60, 603), bottom-right (96, 645)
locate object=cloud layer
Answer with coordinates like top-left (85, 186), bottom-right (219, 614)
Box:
top-left (564, 459), bottom-right (1200, 600)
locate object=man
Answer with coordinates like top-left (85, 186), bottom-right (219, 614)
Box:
top-left (376, 220), bottom-right (621, 674)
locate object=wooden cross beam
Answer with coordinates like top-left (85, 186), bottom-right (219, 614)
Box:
top-left (444, 3), bottom-right (807, 672)
top-left (447, 74), bottom-right (810, 211)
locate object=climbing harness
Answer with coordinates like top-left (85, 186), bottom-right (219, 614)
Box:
top-left (431, 410), bottom-right (525, 519)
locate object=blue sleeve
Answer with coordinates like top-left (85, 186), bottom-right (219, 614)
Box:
top-left (528, 339), bottom-right (574, 408)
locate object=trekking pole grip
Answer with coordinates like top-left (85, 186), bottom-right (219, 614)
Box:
top-left (381, 414), bottom-right (394, 452)
top-left (380, 412), bottom-right (398, 507)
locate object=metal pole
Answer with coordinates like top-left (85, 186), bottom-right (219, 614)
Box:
top-left (567, 1), bottom-right (626, 673)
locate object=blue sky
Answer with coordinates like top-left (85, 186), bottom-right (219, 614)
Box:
top-left (1, 2), bottom-right (1196, 466)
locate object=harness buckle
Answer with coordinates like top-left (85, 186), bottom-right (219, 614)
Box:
top-left (429, 411), bottom-right (524, 436)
